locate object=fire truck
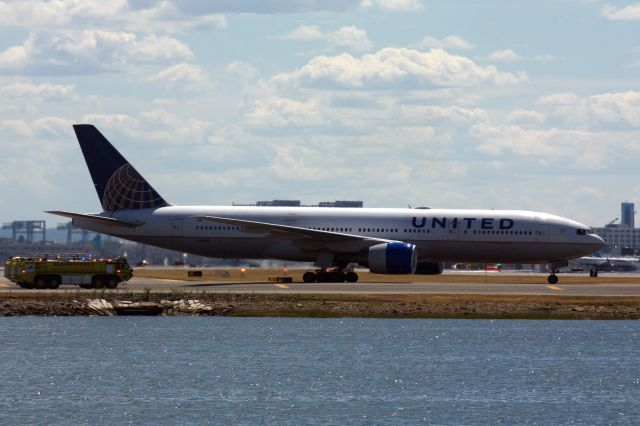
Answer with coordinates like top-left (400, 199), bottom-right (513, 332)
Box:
top-left (4, 254), bottom-right (133, 289)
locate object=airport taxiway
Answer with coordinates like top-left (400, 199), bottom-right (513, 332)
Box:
top-left (2, 270), bottom-right (640, 296)
top-left (121, 278), bottom-right (640, 296)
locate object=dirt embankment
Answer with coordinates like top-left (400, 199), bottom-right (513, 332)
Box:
top-left (1, 292), bottom-right (640, 319)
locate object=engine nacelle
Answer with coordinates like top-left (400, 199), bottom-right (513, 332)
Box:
top-left (368, 242), bottom-right (417, 274)
top-left (415, 262), bottom-right (444, 275)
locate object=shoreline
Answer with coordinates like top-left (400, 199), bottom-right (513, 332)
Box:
top-left (1, 292), bottom-right (639, 319)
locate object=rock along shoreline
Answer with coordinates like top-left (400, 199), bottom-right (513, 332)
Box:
top-left (1, 292), bottom-right (640, 319)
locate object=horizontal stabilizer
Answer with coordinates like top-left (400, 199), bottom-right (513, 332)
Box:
top-left (46, 211), bottom-right (143, 228)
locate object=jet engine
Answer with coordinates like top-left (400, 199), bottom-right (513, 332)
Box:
top-left (368, 242), bottom-right (417, 274)
top-left (414, 262), bottom-right (444, 275)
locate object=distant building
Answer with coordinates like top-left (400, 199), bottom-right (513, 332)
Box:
top-left (318, 200), bottom-right (364, 208)
top-left (591, 224), bottom-right (640, 254)
top-left (233, 200), bottom-right (363, 208)
top-left (255, 200), bottom-right (301, 207)
top-left (621, 202), bottom-right (635, 228)
top-left (591, 202), bottom-right (639, 253)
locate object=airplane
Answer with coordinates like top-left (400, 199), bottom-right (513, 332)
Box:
top-left (47, 125), bottom-right (605, 285)
top-left (568, 255), bottom-right (639, 273)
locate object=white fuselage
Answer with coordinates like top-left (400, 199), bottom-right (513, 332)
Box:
top-left (72, 206), bottom-right (604, 265)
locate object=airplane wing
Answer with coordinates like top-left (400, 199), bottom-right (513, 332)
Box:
top-left (46, 211), bottom-right (144, 228)
top-left (193, 215), bottom-right (392, 244)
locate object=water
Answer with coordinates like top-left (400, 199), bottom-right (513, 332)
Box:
top-left (0, 318), bottom-right (638, 425)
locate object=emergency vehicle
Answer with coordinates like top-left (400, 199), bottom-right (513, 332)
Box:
top-left (4, 254), bottom-right (133, 289)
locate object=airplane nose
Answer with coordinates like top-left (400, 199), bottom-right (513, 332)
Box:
top-left (588, 234), bottom-right (605, 252)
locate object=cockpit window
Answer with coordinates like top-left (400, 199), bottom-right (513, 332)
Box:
top-left (576, 229), bottom-right (592, 235)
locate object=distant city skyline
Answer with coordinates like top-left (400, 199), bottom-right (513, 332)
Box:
top-left (1, 1), bottom-right (639, 227)
top-left (621, 201), bottom-right (635, 227)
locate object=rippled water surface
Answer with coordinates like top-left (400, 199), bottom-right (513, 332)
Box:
top-left (0, 318), bottom-right (639, 425)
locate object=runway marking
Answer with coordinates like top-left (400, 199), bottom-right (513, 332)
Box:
top-left (274, 284), bottom-right (289, 289)
top-left (546, 285), bottom-right (563, 291)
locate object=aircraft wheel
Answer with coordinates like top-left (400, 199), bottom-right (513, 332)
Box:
top-left (48, 277), bottom-right (60, 289)
top-left (345, 272), bottom-right (359, 283)
top-left (303, 272), bottom-right (317, 283)
top-left (106, 277), bottom-right (118, 289)
top-left (317, 272), bottom-right (329, 283)
top-left (35, 276), bottom-right (48, 289)
top-left (547, 274), bottom-right (559, 285)
top-left (93, 276), bottom-right (106, 289)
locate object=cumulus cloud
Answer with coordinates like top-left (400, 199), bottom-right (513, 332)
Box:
top-left (471, 122), bottom-right (640, 172)
top-left (0, 116), bottom-right (74, 196)
top-left (274, 25), bottom-right (374, 53)
top-left (0, 1), bottom-right (227, 34)
top-left (245, 97), bottom-right (326, 128)
top-left (418, 35), bottom-right (475, 50)
top-left (532, 53), bottom-right (554, 61)
top-left (150, 63), bottom-right (209, 91)
top-left (489, 49), bottom-right (521, 61)
top-left (0, 30), bottom-right (193, 75)
top-left (601, 3), bottom-right (640, 21)
top-left (169, 0), bottom-right (422, 14)
top-left (473, 123), bottom-right (586, 158)
top-left (226, 61), bottom-right (260, 80)
top-left (172, 0), bottom-right (361, 14)
top-left (361, 0), bottom-right (425, 11)
top-left (401, 105), bottom-right (489, 125)
top-left (80, 110), bottom-right (214, 148)
top-left (0, 82), bottom-right (74, 99)
top-left (32, 116), bottom-right (73, 137)
top-left (489, 49), bottom-right (554, 62)
top-left (273, 25), bottom-right (324, 40)
top-left (326, 26), bottom-right (374, 52)
top-left (537, 92), bottom-right (579, 106)
top-left (0, 120), bottom-right (33, 140)
top-left (507, 109), bottom-right (546, 125)
top-left (272, 48), bottom-right (527, 90)
top-left (537, 91), bottom-right (640, 128)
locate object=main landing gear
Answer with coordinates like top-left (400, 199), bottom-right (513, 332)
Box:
top-left (303, 269), bottom-right (359, 283)
top-left (547, 273), bottom-right (559, 285)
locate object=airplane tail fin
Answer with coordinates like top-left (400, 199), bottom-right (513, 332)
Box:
top-left (73, 124), bottom-right (170, 211)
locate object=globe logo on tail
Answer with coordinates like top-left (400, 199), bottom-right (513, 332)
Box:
top-left (103, 163), bottom-right (168, 211)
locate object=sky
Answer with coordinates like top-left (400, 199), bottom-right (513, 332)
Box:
top-left (1, 0), bottom-right (639, 228)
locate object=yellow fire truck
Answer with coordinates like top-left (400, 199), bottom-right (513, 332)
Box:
top-left (4, 254), bottom-right (133, 289)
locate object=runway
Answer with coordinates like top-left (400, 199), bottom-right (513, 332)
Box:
top-left (113, 276), bottom-right (640, 297)
top-left (3, 269), bottom-right (640, 296)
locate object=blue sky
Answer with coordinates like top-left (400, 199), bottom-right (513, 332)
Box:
top-left (1, 0), bottom-right (639, 227)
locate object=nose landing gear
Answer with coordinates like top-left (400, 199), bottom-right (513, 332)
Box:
top-left (546, 262), bottom-right (567, 284)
